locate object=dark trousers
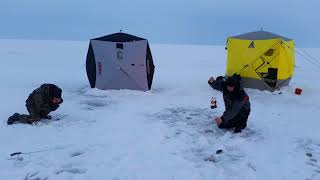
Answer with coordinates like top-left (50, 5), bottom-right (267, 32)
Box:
top-left (7, 113), bottom-right (32, 125)
top-left (17, 114), bottom-right (32, 124)
top-left (219, 110), bottom-right (250, 133)
top-left (7, 107), bottom-right (50, 125)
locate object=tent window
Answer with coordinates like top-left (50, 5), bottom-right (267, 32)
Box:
top-left (248, 41), bottom-right (255, 48)
top-left (116, 43), bottom-right (124, 49)
top-left (264, 49), bottom-right (274, 56)
top-left (266, 68), bottom-right (278, 80)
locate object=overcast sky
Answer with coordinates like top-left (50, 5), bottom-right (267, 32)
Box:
top-left (1, 0), bottom-right (319, 47)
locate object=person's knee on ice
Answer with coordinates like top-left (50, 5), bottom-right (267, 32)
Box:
top-left (215, 113), bottom-right (249, 133)
top-left (7, 84), bottom-right (63, 125)
top-left (214, 117), bottom-right (224, 129)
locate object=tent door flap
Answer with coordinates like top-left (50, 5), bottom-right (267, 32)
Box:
top-left (259, 68), bottom-right (278, 88)
top-left (252, 58), bottom-right (265, 72)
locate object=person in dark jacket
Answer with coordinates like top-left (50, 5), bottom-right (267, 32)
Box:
top-left (7, 84), bottom-right (63, 125)
top-left (208, 75), bottom-right (251, 133)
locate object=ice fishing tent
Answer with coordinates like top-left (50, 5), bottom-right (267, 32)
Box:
top-left (226, 30), bottom-right (295, 91)
top-left (86, 32), bottom-right (155, 91)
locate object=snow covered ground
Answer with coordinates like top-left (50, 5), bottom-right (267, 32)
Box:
top-left (0, 39), bottom-right (320, 180)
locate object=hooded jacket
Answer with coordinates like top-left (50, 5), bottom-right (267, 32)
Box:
top-left (209, 76), bottom-right (250, 124)
top-left (26, 84), bottom-right (63, 120)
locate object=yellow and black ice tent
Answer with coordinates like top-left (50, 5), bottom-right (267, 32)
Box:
top-left (226, 31), bottom-right (295, 91)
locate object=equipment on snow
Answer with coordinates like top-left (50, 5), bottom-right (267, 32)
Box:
top-left (216, 149), bottom-right (223, 154)
top-left (211, 97), bottom-right (217, 109)
top-left (8, 147), bottom-right (66, 161)
top-left (295, 88), bottom-right (303, 95)
top-left (306, 152), bottom-right (313, 157)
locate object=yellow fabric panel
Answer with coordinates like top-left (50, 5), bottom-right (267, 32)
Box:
top-left (252, 44), bottom-right (280, 74)
top-left (226, 38), bottom-right (294, 80)
top-left (278, 40), bottom-right (295, 79)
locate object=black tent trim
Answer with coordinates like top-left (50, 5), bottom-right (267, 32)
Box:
top-left (146, 43), bottom-right (155, 90)
top-left (93, 32), bottom-right (145, 42)
top-left (86, 42), bottom-right (96, 88)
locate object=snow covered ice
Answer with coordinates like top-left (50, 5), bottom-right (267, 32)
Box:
top-left (1, 39), bottom-right (320, 179)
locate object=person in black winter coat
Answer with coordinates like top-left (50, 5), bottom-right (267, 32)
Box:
top-left (208, 75), bottom-right (251, 133)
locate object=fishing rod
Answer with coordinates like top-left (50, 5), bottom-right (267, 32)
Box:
top-left (8, 147), bottom-right (66, 161)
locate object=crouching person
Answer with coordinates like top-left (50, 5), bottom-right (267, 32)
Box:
top-left (7, 84), bottom-right (63, 125)
top-left (208, 75), bottom-right (250, 133)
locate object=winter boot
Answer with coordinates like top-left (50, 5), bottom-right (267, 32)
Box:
top-left (7, 113), bottom-right (20, 125)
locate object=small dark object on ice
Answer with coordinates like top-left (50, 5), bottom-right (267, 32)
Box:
top-left (43, 115), bottom-right (51, 119)
top-left (216, 149), bottom-right (223, 154)
top-left (273, 92), bottom-right (283, 95)
top-left (10, 152), bottom-right (22, 156)
top-left (306, 152), bottom-right (313, 157)
top-left (204, 129), bottom-right (214, 133)
top-left (8, 152), bottom-right (24, 161)
top-left (234, 128), bottom-right (242, 133)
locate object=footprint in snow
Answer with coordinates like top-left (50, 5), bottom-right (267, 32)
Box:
top-left (80, 98), bottom-right (111, 110)
top-left (295, 138), bottom-right (320, 178)
top-left (55, 168), bottom-right (87, 175)
top-left (24, 172), bottom-right (48, 180)
top-left (69, 150), bottom-right (85, 158)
